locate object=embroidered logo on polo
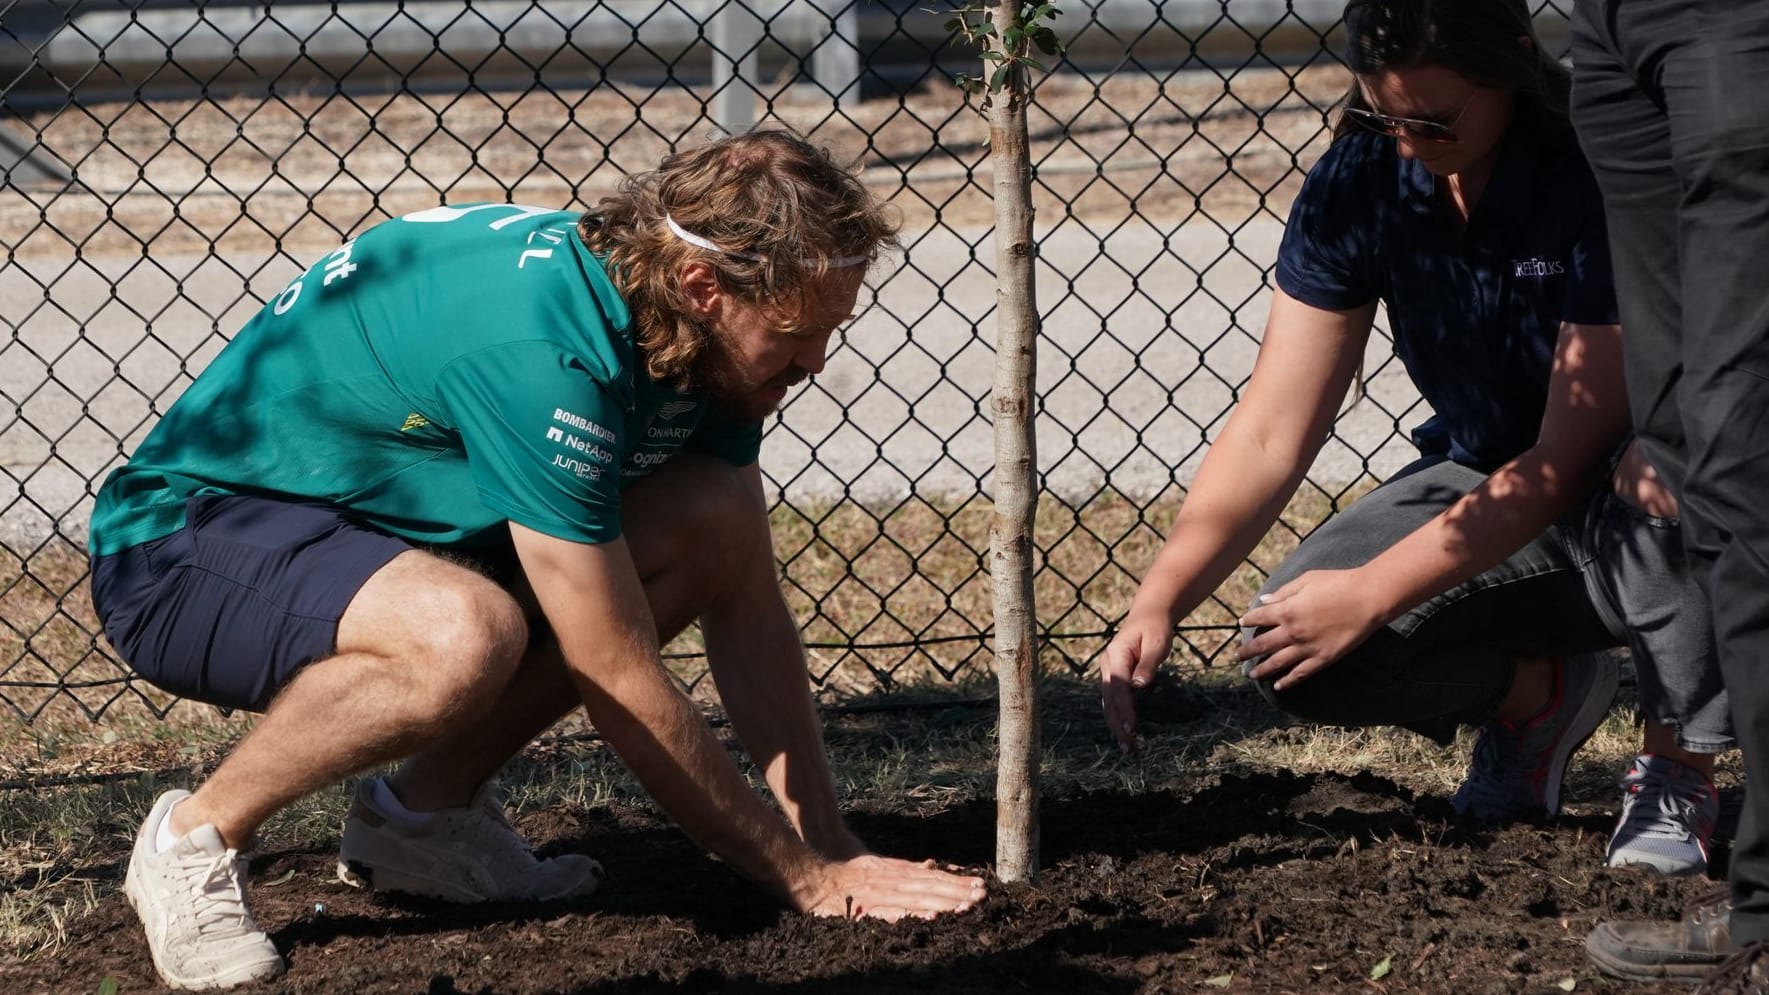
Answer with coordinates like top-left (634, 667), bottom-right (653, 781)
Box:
top-left (658, 400), bottom-right (698, 420)
top-left (1512, 257), bottom-right (1566, 278)
top-left (543, 407), bottom-right (617, 482)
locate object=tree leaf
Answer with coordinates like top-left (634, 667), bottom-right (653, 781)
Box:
top-left (1203, 974), bottom-right (1233, 988)
top-left (990, 63), bottom-right (1013, 90)
top-left (1369, 955), bottom-right (1393, 980)
top-left (97, 978), bottom-right (119, 995)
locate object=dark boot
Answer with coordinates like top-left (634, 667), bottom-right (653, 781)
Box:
top-left (1587, 887), bottom-right (1731, 983)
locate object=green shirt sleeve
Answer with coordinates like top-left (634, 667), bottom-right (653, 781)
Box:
top-left (435, 342), bottom-right (627, 544)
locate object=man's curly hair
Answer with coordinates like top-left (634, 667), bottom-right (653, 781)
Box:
top-left (578, 130), bottom-right (901, 389)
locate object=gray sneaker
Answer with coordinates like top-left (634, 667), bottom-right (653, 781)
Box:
top-left (336, 777), bottom-right (603, 903)
top-left (1606, 754), bottom-right (1719, 875)
top-left (1452, 652), bottom-right (1620, 821)
top-left (1587, 886), bottom-right (1730, 983)
top-left (124, 790), bottom-right (285, 991)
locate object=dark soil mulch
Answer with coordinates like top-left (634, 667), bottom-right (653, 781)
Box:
top-left (2, 764), bottom-right (1717, 994)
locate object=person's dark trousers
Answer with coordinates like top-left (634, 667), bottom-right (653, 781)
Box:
top-left (1572, 0), bottom-right (1769, 948)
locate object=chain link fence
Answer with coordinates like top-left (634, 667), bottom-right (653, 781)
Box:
top-left (0, 1), bottom-right (1573, 724)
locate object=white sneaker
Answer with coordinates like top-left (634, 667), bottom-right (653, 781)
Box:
top-left (336, 777), bottom-right (603, 903)
top-left (124, 790), bottom-right (285, 991)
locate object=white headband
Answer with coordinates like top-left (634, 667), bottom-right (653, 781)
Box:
top-left (665, 214), bottom-right (870, 268)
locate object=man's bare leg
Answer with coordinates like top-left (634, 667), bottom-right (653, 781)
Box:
top-left (168, 551), bottom-right (529, 846)
top-left (388, 455), bottom-right (756, 812)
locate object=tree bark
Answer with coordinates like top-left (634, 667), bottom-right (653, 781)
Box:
top-left (986, 0), bottom-right (1040, 884)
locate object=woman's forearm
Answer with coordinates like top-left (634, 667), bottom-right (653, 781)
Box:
top-left (1127, 421), bottom-right (1318, 627)
top-left (1357, 444), bottom-right (1608, 623)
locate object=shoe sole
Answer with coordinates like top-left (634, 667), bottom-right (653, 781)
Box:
top-left (337, 856), bottom-right (493, 903)
top-left (1606, 854), bottom-right (1708, 877)
top-left (337, 855), bottom-right (602, 904)
top-left (1542, 661), bottom-right (1622, 817)
top-left (336, 858), bottom-right (374, 891)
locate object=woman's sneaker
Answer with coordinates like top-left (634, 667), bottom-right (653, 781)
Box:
top-left (336, 777), bottom-right (603, 903)
top-left (1605, 753), bottom-right (1719, 875)
top-left (1451, 652), bottom-right (1620, 821)
top-left (125, 790), bottom-right (285, 990)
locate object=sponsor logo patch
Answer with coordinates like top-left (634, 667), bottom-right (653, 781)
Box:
top-left (551, 408), bottom-right (617, 443)
top-left (1512, 257), bottom-right (1566, 278)
top-left (551, 454), bottom-right (604, 480)
top-left (544, 424), bottom-right (615, 464)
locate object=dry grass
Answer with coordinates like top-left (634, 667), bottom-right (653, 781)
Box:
top-left (1, 484), bottom-right (1370, 750)
top-left (762, 479), bottom-right (1371, 695)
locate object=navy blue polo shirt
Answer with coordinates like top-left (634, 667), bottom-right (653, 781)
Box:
top-left (1275, 122), bottom-right (1619, 472)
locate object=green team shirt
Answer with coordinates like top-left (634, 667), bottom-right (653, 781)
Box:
top-left (88, 203), bottom-right (761, 556)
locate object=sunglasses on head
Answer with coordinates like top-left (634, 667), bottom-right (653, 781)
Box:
top-left (1344, 88), bottom-right (1477, 144)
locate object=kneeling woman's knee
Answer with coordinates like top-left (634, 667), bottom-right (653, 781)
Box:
top-left (1238, 639), bottom-right (1370, 727)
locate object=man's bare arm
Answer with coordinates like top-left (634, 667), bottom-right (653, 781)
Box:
top-left (510, 521), bottom-right (984, 920)
top-left (699, 464), bottom-right (859, 856)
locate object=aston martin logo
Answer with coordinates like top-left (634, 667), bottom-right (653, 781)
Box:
top-left (658, 400), bottom-right (698, 420)
top-left (400, 413), bottom-right (430, 431)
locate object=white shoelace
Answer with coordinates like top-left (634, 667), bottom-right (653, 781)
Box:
top-left (182, 849), bottom-right (255, 937)
top-left (1620, 770), bottom-right (1711, 842)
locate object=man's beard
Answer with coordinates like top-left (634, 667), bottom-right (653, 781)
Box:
top-left (692, 341), bottom-right (810, 423)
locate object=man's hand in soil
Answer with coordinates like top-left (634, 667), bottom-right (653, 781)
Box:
top-left (795, 854), bottom-right (986, 922)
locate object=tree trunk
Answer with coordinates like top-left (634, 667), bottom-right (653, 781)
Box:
top-left (986, 0), bottom-right (1040, 884)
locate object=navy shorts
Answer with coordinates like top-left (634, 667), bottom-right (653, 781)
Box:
top-left (90, 494), bottom-right (414, 712)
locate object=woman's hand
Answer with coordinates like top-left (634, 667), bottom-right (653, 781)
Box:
top-left (1612, 438), bottom-right (1681, 519)
top-left (1236, 568), bottom-right (1389, 690)
top-left (1100, 608), bottom-right (1177, 753)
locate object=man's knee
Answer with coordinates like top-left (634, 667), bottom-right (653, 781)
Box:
top-left (343, 556), bottom-right (529, 717)
top-left (626, 455), bottom-right (769, 577)
top-left (425, 583), bottom-right (528, 673)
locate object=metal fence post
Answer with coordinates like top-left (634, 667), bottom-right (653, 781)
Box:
top-left (810, 0), bottom-right (860, 105)
top-left (710, 1), bottom-right (763, 134)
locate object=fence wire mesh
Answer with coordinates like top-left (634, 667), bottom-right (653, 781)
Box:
top-left (0, 1), bottom-right (1573, 723)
